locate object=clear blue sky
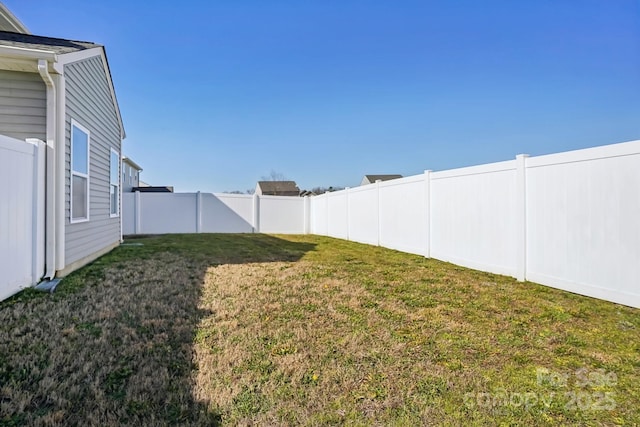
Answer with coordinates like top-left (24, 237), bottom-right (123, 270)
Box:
top-left (7, 0), bottom-right (640, 192)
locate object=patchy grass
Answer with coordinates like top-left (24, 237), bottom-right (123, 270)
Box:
top-left (1, 234), bottom-right (639, 425)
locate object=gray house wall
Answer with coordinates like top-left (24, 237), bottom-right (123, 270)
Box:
top-left (64, 55), bottom-right (121, 267)
top-left (122, 161), bottom-right (139, 192)
top-left (0, 70), bottom-right (45, 141)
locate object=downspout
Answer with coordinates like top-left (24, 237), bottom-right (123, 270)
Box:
top-left (53, 73), bottom-right (66, 271)
top-left (37, 59), bottom-right (56, 280)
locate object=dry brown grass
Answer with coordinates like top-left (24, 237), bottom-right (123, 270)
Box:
top-left (1, 253), bottom-right (219, 426)
top-left (1, 234), bottom-right (639, 426)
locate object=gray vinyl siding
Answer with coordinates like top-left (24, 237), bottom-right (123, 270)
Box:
top-left (122, 162), bottom-right (131, 192)
top-left (0, 70), bottom-right (46, 141)
top-left (122, 162), bottom-right (139, 192)
top-left (64, 55), bottom-right (121, 266)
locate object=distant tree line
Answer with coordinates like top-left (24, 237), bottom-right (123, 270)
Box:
top-left (223, 186), bottom-right (344, 195)
top-left (309, 186), bottom-right (345, 195)
top-left (224, 189), bottom-right (255, 195)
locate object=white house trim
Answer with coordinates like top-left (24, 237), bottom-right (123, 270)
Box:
top-left (56, 47), bottom-right (126, 140)
top-left (0, 45), bottom-right (56, 61)
top-left (0, 3), bottom-right (29, 33)
top-left (54, 47), bottom-right (102, 67)
top-left (110, 148), bottom-right (120, 218)
top-left (54, 73), bottom-right (66, 270)
top-left (70, 119), bottom-right (91, 224)
top-left (36, 59), bottom-right (59, 279)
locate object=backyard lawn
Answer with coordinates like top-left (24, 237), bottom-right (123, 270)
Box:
top-left (1, 234), bottom-right (639, 426)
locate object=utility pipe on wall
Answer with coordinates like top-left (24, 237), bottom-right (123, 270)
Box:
top-left (53, 73), bottom-right (66, 271)
top-left (37, 59), bottom-right (56, 280)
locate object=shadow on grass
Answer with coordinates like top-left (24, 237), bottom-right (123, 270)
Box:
top-left (0, 234), bottom-right (315, 426)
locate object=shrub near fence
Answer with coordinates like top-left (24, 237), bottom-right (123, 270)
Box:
top-left (123, 140), bottom-right (640, 308)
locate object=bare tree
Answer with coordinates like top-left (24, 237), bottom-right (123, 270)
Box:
top-left (224, 188), bottom-right (256, 195)
top-left (310, 186), bottom-right (345, 195)
top-left (261, 170), bottom-right (288, 182)
top-left (258, 170), bottom-right (295, 195)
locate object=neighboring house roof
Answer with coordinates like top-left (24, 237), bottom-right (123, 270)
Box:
top-left (256, 181), bottom-right (301, 196)
top-left (132, 186), bottom-right (174, 193)
top-left (122, 156), bottom-right (143, 172)
top-left (0, 31), bottom-right (125, 140)
top-left (361, 174), bottom-right (403, 185)
top-left (364, 174), bottom-right (403, 182)
top-left (0, 3), bottom-right (28, 34)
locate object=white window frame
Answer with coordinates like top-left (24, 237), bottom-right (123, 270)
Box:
top-left (70, 120), bottom-right (90, 223)
top-left (110, 148), bottom-right (120, 218)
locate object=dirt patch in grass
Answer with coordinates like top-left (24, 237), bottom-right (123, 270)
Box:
top-left (1, 234), bottom-right (639, 425)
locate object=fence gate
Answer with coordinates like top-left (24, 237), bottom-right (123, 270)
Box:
top-left (0, 135), bottom-right (45, 301)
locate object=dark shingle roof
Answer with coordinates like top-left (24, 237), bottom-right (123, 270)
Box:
top-left (364, 174), bottom-right (403, 183)
top-left (132, 186), bottom-right (174, 193)
top-left (257, 181), bottom-right (300, 196)
top-left (0, 30), bottom-right (100, 54)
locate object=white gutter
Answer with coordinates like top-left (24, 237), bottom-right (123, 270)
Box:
top-left (53, 73), bottom-right (66, 271)
top-left (37, 59), bottom-right (57, 280)
top-left (0, 45), bottom-right (56, 61)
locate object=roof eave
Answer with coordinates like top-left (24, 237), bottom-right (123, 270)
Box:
top-left (97, 46), bottom-right (126, 140)
top-left (0, 44), bottom-right (56, 61)
top-left (122, 157), bottom-right (142, 171)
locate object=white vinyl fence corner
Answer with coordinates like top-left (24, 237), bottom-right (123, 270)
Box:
top-left (0, 136), bottom-right (46, 301)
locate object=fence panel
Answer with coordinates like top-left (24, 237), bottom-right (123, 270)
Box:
top-left (430, 160), bottom-right (518, 276)
top-left (347, 185), bottom-right (378, 246)
top-left (327, 191), bottom-right (348, 239)
top-left (0, 136), bottom-right (44, 300)
top-left (379, 174), bottom-right (428, 256)
top-left (201, 193), bottom-right (254, 233)
top-left (310, 193), bottom-right (328, 235)
top-left (525, 142), bottom-right (640, 307)
top-left (122, 193), bottom-right (136, 235)
top-left (138, 193), bottom-right (197, 234)
top-left (258, 195), bottom-right (305, 234)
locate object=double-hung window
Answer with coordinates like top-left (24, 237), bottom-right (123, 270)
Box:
top-left (110, 149), bottom-right (119, 217)
top-left (71, 121), bottom-right (90, 222)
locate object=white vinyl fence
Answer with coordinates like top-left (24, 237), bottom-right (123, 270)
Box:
top-left (123, 192), bottom-right (307, 235)
top-left (122, 140), bottom-right (640, 308)
top-left (0, 135), bottom-right (45, 301)
top-left (311, 140), bottom-right (640, 308)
